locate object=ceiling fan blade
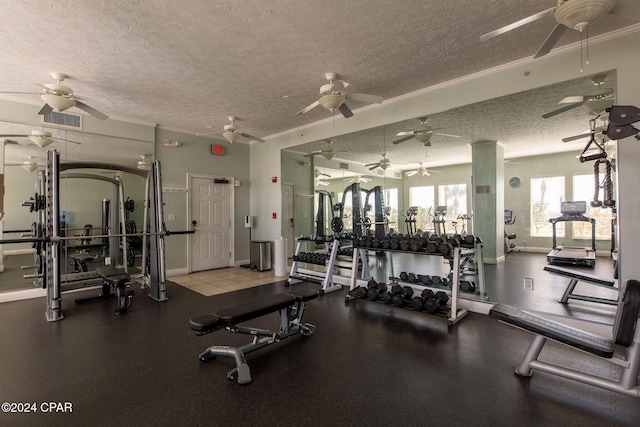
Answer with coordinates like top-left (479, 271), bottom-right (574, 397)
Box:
top-left (562, 132), bottom-right (591, 143)
top-left (559, 95), bottom-right (585, 104)
top-left (37, 103), bottom-right (53, 116)
top-left (480, 7), bottom-right (556, 41)
top-left (405, 171), bottom-right (417, 176)
top-left (533, 23), bottom-right (567, 58)
top-left (368, 165), bottom-right (380, 170)
top-left (346, 92), bottom-right (383, 104)
top-left (338, 103), bottom-right (354, 118)
top-left (395, 131), bottom-right (415, 136)
top-left (434, 132), bottom-right (461, 138)
top-left (238, 132), bottom-right (265, 143)
top-left (542, 102), bottom-right (582, 119)
top-left (52, 137), bottom-right (81, 145)
top-left (75, 100), bottom-right (109, 120)
top-left (392, 135), bottom-right (415, 145)
top-left (304, 150), bottom-right (323, 157)
top-left (609, 0), bottom-right (640, 21)
top-left (0, 134), bottom-right (29, 138)
top-left (195, 131), bottom-right (221, 136)
top-left (296, 100), bottom-right (320, 115)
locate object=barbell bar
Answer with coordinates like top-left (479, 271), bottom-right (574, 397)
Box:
top-left (0, 229), bottom-right (194, 245)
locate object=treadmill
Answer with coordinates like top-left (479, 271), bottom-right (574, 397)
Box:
top-left (547, 201), bottom-right (596, 268)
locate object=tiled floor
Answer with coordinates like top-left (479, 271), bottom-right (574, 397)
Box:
top-left (170, 266), bottom-right (289, 296)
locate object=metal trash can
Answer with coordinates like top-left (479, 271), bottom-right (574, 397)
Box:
top-left (250, 240), bottom-right (272, 271)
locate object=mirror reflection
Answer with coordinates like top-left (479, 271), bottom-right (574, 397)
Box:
top-left (282, 70), bottom-right (617, 313)
top-left (1, 119), bottom-right (153, 293)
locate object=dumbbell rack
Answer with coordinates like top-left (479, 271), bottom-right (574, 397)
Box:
top-left (347, 246), bottom-right (469, 327)
top-left (288, 237), bottom-right (342, 293)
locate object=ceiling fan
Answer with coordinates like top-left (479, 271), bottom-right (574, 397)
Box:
top-left (137, 155), bottom-right (152, 171)
top-left (480, 0), bottom-right (640, 59)
top-left (314, 177), bottom-right (329, 186)
top-left (314, 168), bottom-right (331, 178)
top-left (0, 129), bottom-right (81, 148)
top-left (393, 117), bottom-right (461, 145)
top-left (344, 175), bottom-right (372, 183)
top-left (304, 139), bottom-right (343, 160)
top-left (4, 156), bottom-right (43, 172)
top-left (292, 72), bottom-right (383, 118)
top-left (197, 116), bottom-right (265, 143)
top-left (562, 114), bottom-right (609, 142)
top-left (0, 72), bottom-right (109, 120)
top-left (404, 162), bottom-right (441, 177)
top-left (365, 153), bottom-right (391, 171)
top-left (543, 74), bottom-right (613, 118)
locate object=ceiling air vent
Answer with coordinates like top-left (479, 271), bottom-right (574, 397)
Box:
top-left (41, 111), bottom-right (82, 129)
top-left (339, 162), bottom-right (349, 170)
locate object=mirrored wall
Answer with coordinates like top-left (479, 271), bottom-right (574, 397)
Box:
top-left (1, 119), bottom-right (154, 293)
top-left (282, 71), bottom-right (617, 306)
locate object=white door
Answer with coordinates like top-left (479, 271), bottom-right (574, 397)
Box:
top-left (190, 176), bottom-right (231, 271)
top-left (281, 184), bottom-right (295, 258)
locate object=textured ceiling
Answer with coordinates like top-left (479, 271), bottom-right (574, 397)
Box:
top-left (292, 70), bottom-right (616, 172)
top-left (0, 1), bottom-right (637, 166)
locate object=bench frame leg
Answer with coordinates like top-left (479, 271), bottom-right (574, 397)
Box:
top-left (515, 334), bottom-right (545, 377)
top-left (197, 305), bottom-right (315, 385)
top-left (515, 334), bottom-right (640, 397)
top-left (559, 279), bottom-right (618, 306)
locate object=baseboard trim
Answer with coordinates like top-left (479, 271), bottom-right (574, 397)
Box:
top-left (235, 259), bottom-right (249, 267)
top-left (0, 287), bottom-right (46, 304)
top-left (166, 267), bottom-right (188, 277)
top-left (3, 249), bottom-right (34, 256)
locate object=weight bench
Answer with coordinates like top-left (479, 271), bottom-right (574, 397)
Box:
top-left (544, 265), bottom-right (618, 305)
top-left (75, 266), bottom-right (134, 314)
top-left (489, 279), bottom-right (640, 397)
top-left (189, 283), bottom-right (319, 384)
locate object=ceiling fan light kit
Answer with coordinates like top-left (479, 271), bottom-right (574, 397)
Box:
top-left (30, 130), bottom-right (54, 148)
top-left (41, 93), bottom-right (76, 112)
top-left (555, 0), bottom-right (616, 31)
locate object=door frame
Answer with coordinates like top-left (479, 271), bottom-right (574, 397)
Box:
top-left (186, 173), bottom-right (235, 273)
top-left (282, 182), bottom-right (296, 258)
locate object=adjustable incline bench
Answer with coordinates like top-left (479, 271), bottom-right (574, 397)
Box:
top-left (544, 264), bottom-right (618, 305)
top-left (490, 279), bottom-right (640, 397)
top-left (189, 283), bottom-right (319, 384)
top-left (75, 266), bottom-right (134, 314)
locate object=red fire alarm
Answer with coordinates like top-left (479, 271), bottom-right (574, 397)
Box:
top-left (211, 144), bottom-right (225, 155)
top-left (271, 176), bottom-right (278, 183)
top-left (272, 212), bottom-right (277, 219)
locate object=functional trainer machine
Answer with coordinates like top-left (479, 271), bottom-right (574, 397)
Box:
top-left (1, 149), bottom-right (193, 321)
top-left (490, 279), bottom-right (640, 398)
top-left (547, 201), bottom-right (596, 268)
top-left (189, 283), bottom-right (319, 384)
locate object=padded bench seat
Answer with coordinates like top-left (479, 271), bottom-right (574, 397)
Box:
top-left (544, 265), bottom-right (615, 287)
top-left (190, 283), bottom-right (319, 384)
top-left (190, 293), bottom-right (299, 334)
top-left (75, 266), bottom-right (133, 314)
top-left (489, 304), bottom-right (614, 357)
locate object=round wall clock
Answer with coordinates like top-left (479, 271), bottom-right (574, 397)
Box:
top-left (509, 177), bottom-right (521, 188)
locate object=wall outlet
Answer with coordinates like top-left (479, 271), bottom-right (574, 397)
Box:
top-left (168, 213), bottom-right (176, 221)
top-left (524, 277), bottom-right (534, 291)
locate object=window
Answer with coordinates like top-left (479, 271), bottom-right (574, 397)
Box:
top-left (409, 186), bottom-right (435, 232)
top-left (437, 183), bottom-right (468, 235)
top-left (530, 176), bottom-right (565, 237)
top-left (572, 174), bottom-right (613, 240)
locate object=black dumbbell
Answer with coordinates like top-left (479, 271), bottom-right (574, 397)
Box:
top-left (435, 291), bottom-right (449, 306)
top-left (399, 272), bottom-right (409, 281)
top-left (407, 273), bottom-right (417, 283)
top-left (367, 282), bottom-right (388, 301)
top-left (460, 280), bottom-right (477, 293)
top-left (352, 286), bottom-right (368, 298)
